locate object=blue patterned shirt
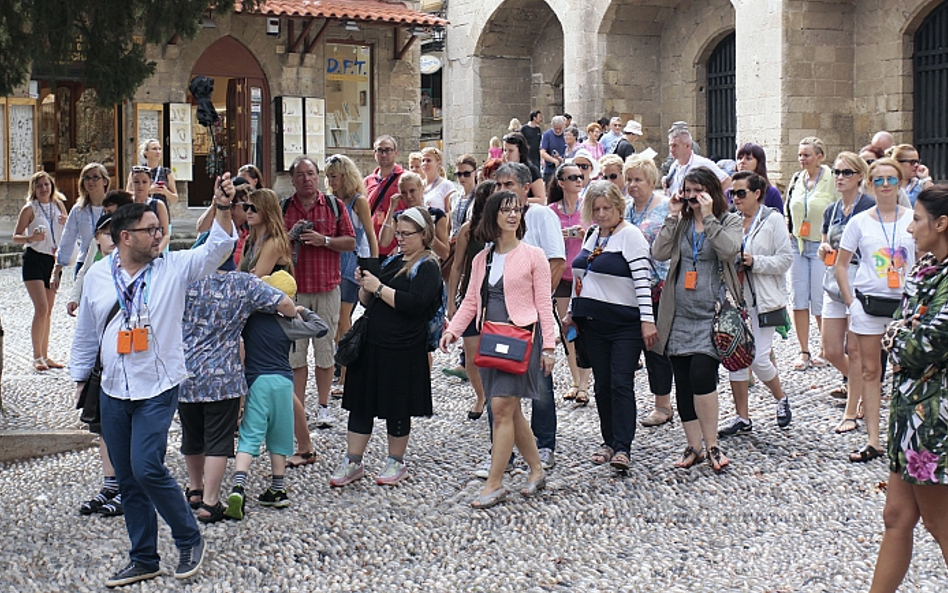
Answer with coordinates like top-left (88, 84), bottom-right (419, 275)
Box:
top-left (178, 272), bottom-right (285, 403)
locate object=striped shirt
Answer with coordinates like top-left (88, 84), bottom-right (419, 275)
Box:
top-left (570, 224), bottom-right (654, 324)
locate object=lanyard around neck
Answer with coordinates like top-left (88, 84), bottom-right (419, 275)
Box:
top-left (741, 206), bottom-right (763, 252)
top-left (802, 168), bottom-right (823, 218)
top-left (629, 193), bottom-right (655, 226)
top-left (110, 253), bottom-right (152, 324)
top-left (692, 220), bottom-right (705, 265)
top-left (876, 205), bottom-right (900, 264)
top-left (38, 200), bottom-right (57, 246)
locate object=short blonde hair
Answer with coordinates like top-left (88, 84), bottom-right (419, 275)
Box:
top-left (581, 181), bottom-right (625, 225)
top-left (833, 151), bottom-right (869, 183)
top-left (599, 154), bottom-right (623, 171)
top-left (622, 155), bottom-right (659, 187)
top-left (398, 171), bottom-right (424, 192)
top-left (799, 136), bottom-right (826, 157)
top-left (869, 157), bottom-right (904, 184)
top-left (408, 152), bottom-right (423, 165)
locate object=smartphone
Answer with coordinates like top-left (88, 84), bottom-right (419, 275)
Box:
top-left (358, 257), bottom-right (381, 277)
top-left (566, 326), bottom-right (577, 342)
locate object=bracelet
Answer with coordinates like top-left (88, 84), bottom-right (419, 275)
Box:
top-left (374, 285), bottom-right (384, 299)
top-left (541, 352), bottom-right (554, 359)
top-left (214, 202), bottom-right (233, 210)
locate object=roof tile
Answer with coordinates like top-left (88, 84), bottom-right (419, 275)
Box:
top-left (249, 0), bottom-right (447, 26)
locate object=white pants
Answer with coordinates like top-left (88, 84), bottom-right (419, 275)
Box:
top-left (728, 306), bottom-right (778, 383)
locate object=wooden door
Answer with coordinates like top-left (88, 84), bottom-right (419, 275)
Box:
top-left (226, 78), bottom-right (251, 175)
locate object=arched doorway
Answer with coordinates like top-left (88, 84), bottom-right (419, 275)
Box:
top-left (190, 36), bottom-right (271, 205)
top-left (914, 0), bottom-right (948, 182)
top-left (474, 0), bottom-right (563, 154)
top-left (706, 32), bottom-right (736, 162)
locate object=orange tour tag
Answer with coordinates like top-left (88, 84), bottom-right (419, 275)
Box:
top-left (684, 271), bottom-right (698, 290)
top-left (132, 327), bottom-right (149, 352)
top-left (919, 305), bottom-right (929, 316)
top-left (823, 249), bottom-right (837, 265)
top-left (887, 269), bottom-right (901, 289)
top-left (117, 330), bottom-right (132, 355)
top-left (799, 221), bottom-right (811, 236)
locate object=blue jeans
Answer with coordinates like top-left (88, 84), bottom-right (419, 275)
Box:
top-left (486, 367), bottom-right (558, 453)
top-left (100, 387), bottom-right (201, 569)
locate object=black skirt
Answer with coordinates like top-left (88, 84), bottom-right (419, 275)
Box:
top-left (342, 341), bottom-right (433, 419)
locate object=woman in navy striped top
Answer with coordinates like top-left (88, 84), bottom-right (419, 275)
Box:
top-left (564, 181), bottom-right (657, 471)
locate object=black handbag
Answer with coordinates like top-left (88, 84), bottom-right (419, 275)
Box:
top-left (77, 302), bottom-right (121, 428)
top-left (758, 307), bottom-right (789, 328)
top-left (855, 289), bottom-right (900, 318)
top-left (335, 305), bottom-right (371, 368)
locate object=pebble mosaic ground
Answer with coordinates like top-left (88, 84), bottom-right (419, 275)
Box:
top-left (0, 267), bottom-right (945, 592)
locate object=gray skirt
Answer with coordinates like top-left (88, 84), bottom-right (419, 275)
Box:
top-left (477, 279), bottom-right (543, 400)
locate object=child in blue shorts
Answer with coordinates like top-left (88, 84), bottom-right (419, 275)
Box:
top-left (224, 271), bottom-right (327, 519)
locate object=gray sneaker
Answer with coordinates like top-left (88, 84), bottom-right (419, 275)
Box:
top-left (538, 448), bottom-right (555, 470)
top-left (718, 416), bottom-right (753, 437)
top-left (105, 562), bottom-right (160, 588)
top-left (776, 396), bottom-right (792, 428)
top-left (473, 456), bottom-right (515, 479)
top-left (175, 537), bottom-right (205, 580)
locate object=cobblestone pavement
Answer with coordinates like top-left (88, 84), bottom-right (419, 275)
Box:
top-left (0, 266), bottom-right (945, 592)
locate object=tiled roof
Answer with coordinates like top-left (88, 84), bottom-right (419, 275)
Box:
top-left (247, 0), bottom-right (447, 26)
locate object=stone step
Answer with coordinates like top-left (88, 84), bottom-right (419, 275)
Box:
top-left (0, 430), bottom-right (98, 463)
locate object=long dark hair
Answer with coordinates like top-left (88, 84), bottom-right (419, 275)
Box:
top-left (916, 185), bottom-right (948, 221)
top-left (459, 180), bottom-right (497, 297)
top-left (681, 167), bottom-right (729, 220)
top-left (475, 191), bottom-right (525, 243)
top-left (546, 162), bottom-right (581, 205)
top-left (502, 132), bottom-right (530, 165)
top-left (735, 143), bottom-right (769, 183)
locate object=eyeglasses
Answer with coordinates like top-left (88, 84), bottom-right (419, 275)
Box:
top-left (898, 159), bottom-right (920, 166)
top-left (563, 174), bottom-right (584, 182)
top-left (241, 203), bottom-right (258, 213)
top-left (732, 189), bottom-right (751, 199)
top-left (872, 176), bottom-right (899, 187)
top-left (575, 163), bottom-right (592, 170)
top-left (832, 169), bottom-right (857, 178)
top-left (456, 170), bottom-right (475, 178)
top-left (83, 175), bottom-right (104, 182)
top-left (603, 173), bottom-right (620, 180)
top-left (500, 206), bottom-right (524, 215)
top-left (374, 147), bottom-right (395, 155)
top-left (126, 226), bottom-right (163, 237)
top-left (393, 230), bottom-right (422, 239)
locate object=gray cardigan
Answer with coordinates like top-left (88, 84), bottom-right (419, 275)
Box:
top-left (651, 211), bottom-right (742, 355)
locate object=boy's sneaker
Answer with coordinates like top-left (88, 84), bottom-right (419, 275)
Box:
top-left (258, 488), bottom-right (290, 508)
top-left (538, 448), bottom-right (556, 470)
top-left (105, 561), bottom-right (160, 588)
top-left (376, 458), bottom-right (409, 485)
top-left (315, 406), bottom-right (334, 428)
top-left (718, 416), bottom-right (753, 437)
top-left (175, 537), bottom-right (206, 580)
top-left (224, 485), bottom-right (245, 521)
top-left (329, 458), bottom-right (364, 487)
top-left (776, 397), bottom-right (792, 428)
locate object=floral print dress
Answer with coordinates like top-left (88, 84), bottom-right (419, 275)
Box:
top-left (882, 253), bottom-right (948, 485)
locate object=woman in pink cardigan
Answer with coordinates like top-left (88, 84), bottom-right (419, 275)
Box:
top-left (441, 191), bottom-right (556, 509)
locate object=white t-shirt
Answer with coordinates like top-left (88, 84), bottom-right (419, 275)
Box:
top-left (839, 207), bottom-right (914, 298)
top-left (523, 204), bottom-right (567, 261)
top-left (488, 252), bottom-right (507, 285)
top-left (667, 154), bottom-right (728, 196)
top-left (423, 178), bottom-right (455, 212)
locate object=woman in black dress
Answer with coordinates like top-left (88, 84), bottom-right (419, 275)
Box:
top-left (330, 207), bottom-right (444, 487)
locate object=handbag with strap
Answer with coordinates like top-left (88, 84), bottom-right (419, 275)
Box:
top-left (745, 268), bottom-right (789, 328)
top-left (712, 262), bottom-right (756, 371)
top-left (473, 248), bottom-right (534, 375)
top-left (77, 302), bottom-right (122, 427)
top-left (335, 299), bottom-right (373, 367)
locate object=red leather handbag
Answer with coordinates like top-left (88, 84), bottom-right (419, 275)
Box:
top-left (475, 321), bottom-right (534, 375)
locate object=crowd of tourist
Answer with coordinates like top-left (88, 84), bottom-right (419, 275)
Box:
top-left (6, 111), bottom-right (939, 590)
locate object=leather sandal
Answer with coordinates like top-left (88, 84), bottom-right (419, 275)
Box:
top-left (641, 406), bottom-right (673, 427)
top-left (793, 351), bottom-right (811, 371)
top-left (674, 446), bottom-right (706, 469)
top-left (835, 418), bottom-right (859, 434)
top-left (707, 446), bottom-right (729, 473)
top-left (32, 357), bottom-right (49, 372)
top-left (197, 501), bottom-right (227, 523)
top-left (43, 357), bottom-right (65, 369)
top-left (574, 390), bottom-right (590, 406)
top-left (471, 487), bottom-right (507, 509)
top-left (286, 451), bottom-right (317, 468)
top-left (520, 472), bottom-right (546, 497)
top-left (610, 451), bottom-right (630, 471)
top-left (563, 385), bottom-right (579, 401)
top-left (185, 488), bottom-right (203, 510)
top-left (591, 445), bottom-right (614, 465)
top-left (849, 444), bottom-right (882, 463)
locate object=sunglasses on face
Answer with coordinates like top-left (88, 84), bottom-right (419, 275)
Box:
top-left (603, 173), bottom-right (620, 180)
top-left (563, 174), bottom-right (584, 182)
top-left (873, 176), bottom-right (899, 187)
top-left (832, 169), bottom-right (856, 178)
top-left (456, 170), bottom-right (475, 178)
top-left (731, 189), bottom-right (753, 199)
top-left (575, 163), bottom-right (592, 170)
top-left (686, 198), bottom-right (700, 205)
top-left (242, 203), bottom-right (258, 213)
top-left (898, 159), bottom-right (920, 166)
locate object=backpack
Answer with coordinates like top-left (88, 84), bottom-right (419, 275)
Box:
top-left (281, 194), bottom-right (342, 220)
top-left (383, 254), bottom-right (446, 352)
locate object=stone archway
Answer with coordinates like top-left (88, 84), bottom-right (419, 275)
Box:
top-left (471, 0), bottom-right (563, 156)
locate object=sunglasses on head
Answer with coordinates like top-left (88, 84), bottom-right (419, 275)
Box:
top-left (832, 168), bottom-right (856, 178)
top-left (603, 173), bottom-right (620, 180)
top-left (872, 176), bottom-right (899, 187)
top-left (325, 155), bottom-right (342, 165)
top-left (898, 159), bottom-right (920, 166)
top-left (456, 170), bottom-right (475, 178)
top-left (241, 203), bottom-right (258, 213)
top-left (131, 165), bottom-right (150, 174)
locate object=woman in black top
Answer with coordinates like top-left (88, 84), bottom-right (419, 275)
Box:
top-left (502, 131), bottom-right (546, 202)
top-left (330, 207), bottom-right (444, 488)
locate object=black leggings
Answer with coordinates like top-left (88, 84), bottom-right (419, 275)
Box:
top-left (347, 413), bottom-right (411, 438)
top-left (670, 354), bottom-right (720, 423)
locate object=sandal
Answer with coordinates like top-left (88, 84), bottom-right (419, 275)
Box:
top-left (44, 357), bottom-right (64, 369)
top-left (706, 446), bottom-right (729, 473)
top-left (97, 495), bottom-right (124, 517)
top-left (330, 385), bottom-right (344, 399)
top-left (563, 385), bottom-right (579, 401)
top-left (610, 451), bottom-right (630, 471)
top-left (471, 487), bottom-right (507, 509)
top-left (835, 418), bottom-right (859, 434)
top-left (849, 444), bottom-right (882, 463)
top-left (856, 400), bottom-right (865, 420)
top-left (793, 351), bottom-right (811, 371)
top-left (184, 488), bottom-right (203, 510)
top-left (641, 406), bottom-right (673, 427)
top-left (591, 445), bottom-right (614, 465)
top-left (829, 384), bottom-right (848, 400)
top-left (286, 451), bottom-right (317, 468)
top-left (32, 357), bottom-right (48, 372)
top-left (810, 351), bottom-right (828, 367)
top-left (674, 446), bottom-right (706, 469)
top-left (574, 390), bottom-right (590, 406)
top-left (197, 501), bottom-right (227, 523)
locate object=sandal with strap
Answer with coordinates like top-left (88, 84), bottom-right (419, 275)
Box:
top-left (835, 418), bottom-right (859, 434)
top-left (471, 487), bottom-right (507, 509)
top-left (707, 446), bottom-right (729, 473)
top-left (563, 385), bottom-right (579, 401)
top-left (793, 351), bottom-right (811, 371)
top-left (674, 446), bottom-right (706, 469)
top-left (641, 406), bottom-right (673, 427)
top-left (591, 445), bottom-right (614, 465)
top-left (610, 451), bottom-right (630, 471)
top-left (197, 501), bottom-right (227, 523)
top-left (574, 390), bottom-right (590, 406)
top-left (98, 495), bottom-right (124, 517)
top-left (32, 357), bottom-right (49, 372)
top-left (184, 488), bottom-right (203, 510)
top-left (849, 444), bottom-right (882, 463)
top-left (286, 451), bottom-right (317, 468)
top-left (44, 357), bottom-right (65, 369)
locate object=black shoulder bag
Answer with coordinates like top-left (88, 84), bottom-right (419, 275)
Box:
top-left (77, 302), bottom-right (122, 427)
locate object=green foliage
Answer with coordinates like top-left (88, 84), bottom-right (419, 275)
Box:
top-left (0, 0), bottom-right (265, 106)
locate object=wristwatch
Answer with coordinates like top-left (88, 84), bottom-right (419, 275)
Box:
top-left (324, 235), bottom-right (331, 247)
top-left (215, 202), bottom-right (233, 210)
top-left (374, 285), bottom-right (384, 299)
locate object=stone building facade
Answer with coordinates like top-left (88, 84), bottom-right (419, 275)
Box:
top-left (0, 1), bottom-right (441, 221)
top-left (444, 0), bottom-right (948, 185)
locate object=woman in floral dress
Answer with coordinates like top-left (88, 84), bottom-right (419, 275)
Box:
top-left (874, 185), bottom-right (948, 592)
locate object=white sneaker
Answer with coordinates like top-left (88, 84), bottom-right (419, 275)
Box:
top-left (315, 406), bottom-right (334, 428)
top-left (473, 456), bottom-right (515, 479)
top-left (538, 448), bottom-right (555, 470)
